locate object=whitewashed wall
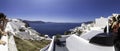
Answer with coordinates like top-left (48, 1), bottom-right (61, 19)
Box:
top-left (66, 34), bottom-right (114, 51)
top-left (94, 17), bottom-right (108, 28)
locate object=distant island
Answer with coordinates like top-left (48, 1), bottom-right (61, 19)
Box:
top-left (23, 20), bottom-right (45, 23)
top-left (23, 20), bottom-right (93, 24)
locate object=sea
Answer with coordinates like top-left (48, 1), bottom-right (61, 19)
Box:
top-left (27, 22), bottom-right (81, 37)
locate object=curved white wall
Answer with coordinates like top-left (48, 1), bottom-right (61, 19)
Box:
top-left (66, 34), bottom-right (114, 51)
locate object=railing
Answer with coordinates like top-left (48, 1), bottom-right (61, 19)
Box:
top-left (47, 36), bottom-right (55, 51)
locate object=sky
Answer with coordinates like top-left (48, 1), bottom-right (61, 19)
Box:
top-left (0, 0), bottom-right (120, 23)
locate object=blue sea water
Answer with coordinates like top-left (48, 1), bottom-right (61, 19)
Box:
top-left (27, 22), bottom-right (81, 37)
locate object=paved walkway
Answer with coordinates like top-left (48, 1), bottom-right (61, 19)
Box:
top-left (55, 44), bottom-right (68, 51)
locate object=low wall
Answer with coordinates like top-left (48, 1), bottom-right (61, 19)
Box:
top-left (47, 36), bottom-right (55, 51)
top-left (8, 34), bottom-right (18, 51)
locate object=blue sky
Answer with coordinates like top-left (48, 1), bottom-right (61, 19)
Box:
top-left (0, 0), bottom-right (120, 23)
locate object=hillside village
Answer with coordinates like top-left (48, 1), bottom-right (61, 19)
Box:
top-left (0, 13), bottom-right (120, 51)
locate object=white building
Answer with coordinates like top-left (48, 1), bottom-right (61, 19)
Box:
top-left (94, 17), bottom-right (108, 28)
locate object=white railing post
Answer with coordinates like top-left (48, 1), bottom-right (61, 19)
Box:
top-left (107, 17), bottom-right (109, 34)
